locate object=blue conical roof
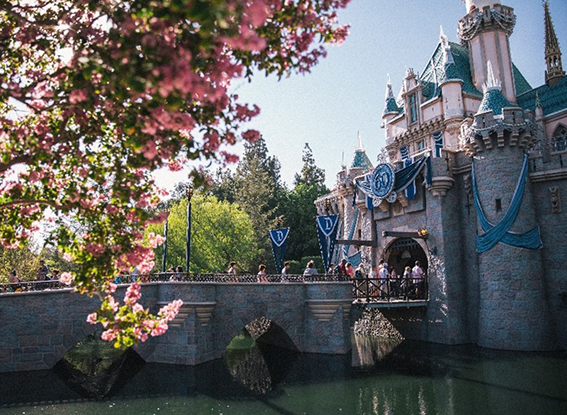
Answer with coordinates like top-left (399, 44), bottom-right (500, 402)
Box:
top-left (351, 149), bottom-right (373, 170)
top-left (477, 88), bottom-right (511, 116)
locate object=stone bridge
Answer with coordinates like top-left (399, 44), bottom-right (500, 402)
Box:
top-left (0, 281), bottom-right (352, 373)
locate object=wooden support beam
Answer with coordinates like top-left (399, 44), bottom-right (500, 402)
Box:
top-left (382, 231), bottom-right (426, 239)
top-left (335, 239), bottom-right (376, 246)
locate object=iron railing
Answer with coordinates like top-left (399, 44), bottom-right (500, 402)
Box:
top-left (113, 273), bottom-right (350, 283)
top-left (0, 274), bottom-right (428, 304)
top-left (0, 273), bottom-right (350, 294)
top-left (0, 279), bottom-right (68, 293)
top-left (352, 276), bottom-right (428, 303)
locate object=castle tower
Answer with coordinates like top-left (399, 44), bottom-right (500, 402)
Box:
top-left (460, 64), bottom-right (556, 351)
top-left (543, 0), bottom-right (565, 87)
top-left (458, 0), bottom-right (517, 103)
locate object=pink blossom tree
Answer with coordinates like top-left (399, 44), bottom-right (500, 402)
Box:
top-left (0, 0), bottom-right (350, 348)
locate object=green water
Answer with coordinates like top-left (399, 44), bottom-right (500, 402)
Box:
top-left (1, 336), bottom-right (566, 415)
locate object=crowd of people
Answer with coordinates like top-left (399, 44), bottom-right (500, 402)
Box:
top-left (2, 260), bottom-right (64, 292)
top-left (3, 258), bottom-right (426, 301)
top-left (344, 259), bottom-right (427, 301)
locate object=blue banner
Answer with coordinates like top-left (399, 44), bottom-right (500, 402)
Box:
top-left (316, 215), bottom-right (340, 271)
top-left (404, 158), bottom-right (416, 200)
top-left (269, 228), bottom-right (290, 272)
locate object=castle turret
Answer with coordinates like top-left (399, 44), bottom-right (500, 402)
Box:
top-left (458, 1), bottom-right (517, 103)
top-left (543, 0), bottom-right (565, 87)
top-left (460, 64), bottom-right (556, 351)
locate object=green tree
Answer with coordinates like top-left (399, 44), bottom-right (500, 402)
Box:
top-left (0, 243), bottom-right (39, 282)
top-left (145, 195), bottom-right (258, 274)
top-left (294, 143), bottom-right (327, 192)
top-left (283, 143), bottom-right (329, 261)
top-left (229, 137), bottom-right (287, 269)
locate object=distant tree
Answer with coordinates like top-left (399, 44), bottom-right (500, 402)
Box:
top-left (294, 143), bottom-right (326, 191)
top-left (209, 168), bottom-right (237, 204)
top-left (282, 144), bottom-right (329, 261)
top-left (0, 243), bottom-right (39, 282)
top-left (145, 195), bottom-right (258, 274)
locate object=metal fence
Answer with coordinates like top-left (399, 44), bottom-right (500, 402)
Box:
top-left (0, 274), bottom-right (427, 304)
top-left (0, 273), bottom-right (350, 294)
top-left (352, 276), bottom-right (428, 303)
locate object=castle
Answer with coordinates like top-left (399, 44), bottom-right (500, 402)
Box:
top-left (316, 0), bottom-right (567, 351)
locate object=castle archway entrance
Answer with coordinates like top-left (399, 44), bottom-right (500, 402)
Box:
top-left (384, 238), bottom-right (428, 276)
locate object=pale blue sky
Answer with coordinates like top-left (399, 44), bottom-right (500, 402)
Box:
top-left (155, 0), bottom-right (567, 191)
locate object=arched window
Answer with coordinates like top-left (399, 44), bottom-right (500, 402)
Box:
top-left (552, 125), bottom-right (567, 152)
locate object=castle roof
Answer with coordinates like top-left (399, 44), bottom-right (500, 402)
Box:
top-left (517, 76), bottom-right (567, 116)
top-left (351, 149), bottom-right (373, 171)
top-left (477, 88), bottom-right (512, 116)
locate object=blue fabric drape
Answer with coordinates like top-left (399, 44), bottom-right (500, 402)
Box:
top-left (472, 154), bottom-right (542, 253)
top-left (343, 209), bottom-right (359, 258)
top-left (393, 156), bottom-right (429, 193)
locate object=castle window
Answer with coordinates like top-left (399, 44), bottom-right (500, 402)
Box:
top-left (496, 199), bottom-right (502, 212)
top-left (552, 125), bottom-right (567, 152)
top-left (409, 94), bottom-right (418, 124)
top-left (433, 131), bottom-right (444, 158)
top-left (417, 140), bottom-right (425, 152)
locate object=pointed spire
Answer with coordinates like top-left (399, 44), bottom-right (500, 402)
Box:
top-left (341, 151), bottom-right (346, 170)
top-left (440, 25), bottom-right (448, 48)
top-left (383, 74), bottom-right (400, 117)
top-left (350, 134), bottom-right (373, 171)
top-left (384, 74), bottom-right (394, 100)
top-left (483, 61), bottom-right (502, 93)
top-left (543, 0), bottom-right (565, 87)
top-left (535, 91), bottom-right (542, 109)
top-left (356, 131), bottom-right (364, 151)
top-left (440, 25), bottom-right (455, 66)
top-left (477, 61), bottom-right (512, 116)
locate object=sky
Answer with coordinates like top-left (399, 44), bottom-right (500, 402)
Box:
top-left (154, 0), bottom-right (567, 191)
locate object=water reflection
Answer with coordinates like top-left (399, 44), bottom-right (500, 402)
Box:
top-left (351, 335), bottom-right (403, 368)
top-left (53, 335), bottom-right (144, 399)
top-left (0, 337), bottom-right (566, 415)
top-left (223, 328), bottom-right (298, 396)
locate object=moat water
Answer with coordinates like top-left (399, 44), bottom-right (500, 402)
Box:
top-left (0, 334), bottom-right (566, 415)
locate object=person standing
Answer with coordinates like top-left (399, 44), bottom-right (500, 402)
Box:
top-left (337, 259), bottom-right (347, 277)
top-left (412, 261), bottom-right (425, 298)
top-left (303, 261), bottom-right (318, 278)
top-left (345, 262), bottom-right (354, 279)
top-left (281, 261), bottom-right (290, 282)
top-left (379, 263), bottom-right (390, 299)
top-left (402, 266), bottom-right (412, 299)
top-left (37, 260), bottom-right (49, 281)
top-left (354, 263), bottom-right (366, 297)
top-left (257, 264), bottom-right (268, 282)
top-left (227, 261), bottom-right (237, 274)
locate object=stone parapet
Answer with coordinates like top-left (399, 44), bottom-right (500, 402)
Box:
top-left (0, 281), bottom-right (353, 373)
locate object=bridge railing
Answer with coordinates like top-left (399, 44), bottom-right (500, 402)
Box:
top-left (114, 273), bottom-right (350, 284)
top-left (0, 279), bottom-right (68, 293)
top-left (352, 276), bottom-right (428, 303)
top-left (0, 274), bottom-right (427, 303)
top-left (0, 273), bottom-right (351, 294)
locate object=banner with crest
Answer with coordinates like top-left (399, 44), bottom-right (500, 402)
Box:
top-left (269, 228), bottom-right (290, 272)
top-left (316, 215), bottom-right (340, 272)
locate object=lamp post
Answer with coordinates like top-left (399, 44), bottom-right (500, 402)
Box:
top-left (185, 187), bottom-right (194, 274)
top-left (161, 217), bottom-right (168, 273)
